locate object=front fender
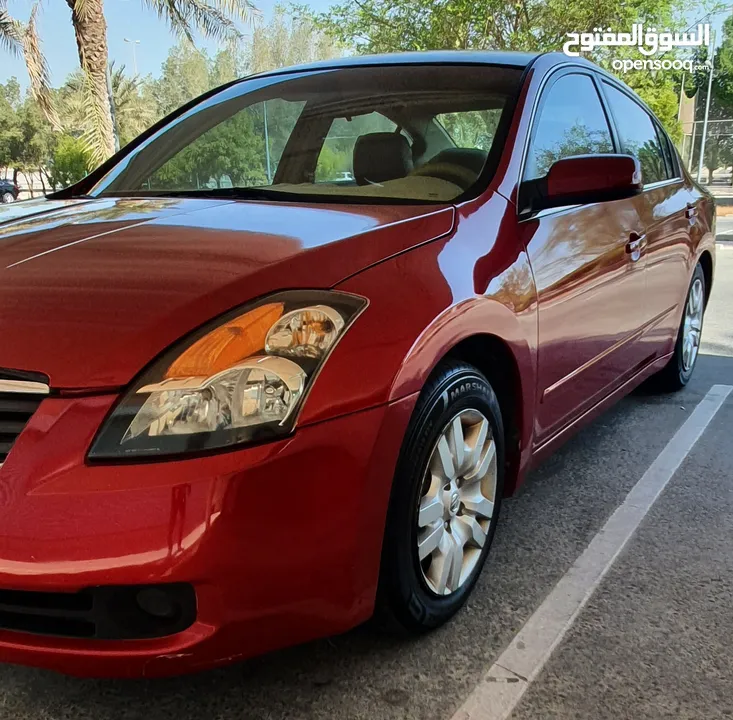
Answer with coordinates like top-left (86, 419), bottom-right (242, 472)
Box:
top-left (387, 295), bottom-right (533, 403)
top-left (299, 216), bottom-right (538, 489)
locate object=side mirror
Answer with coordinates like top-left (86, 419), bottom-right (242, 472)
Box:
top-left (526, 154), bottom-right (642, 213)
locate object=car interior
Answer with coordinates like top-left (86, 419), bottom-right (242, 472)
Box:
top-left (266, 94), bottom-right (505, 201)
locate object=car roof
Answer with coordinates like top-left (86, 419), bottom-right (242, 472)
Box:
top-left (251, 50), bottom-right (543, 79)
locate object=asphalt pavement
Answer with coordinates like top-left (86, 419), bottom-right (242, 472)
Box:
top-left (0, 246), bottom-right (731, 720)
top-left (715, 215), bottom-right (733, 242)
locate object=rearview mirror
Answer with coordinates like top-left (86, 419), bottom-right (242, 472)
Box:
top-left (524, 154), bottom-right (642, 214)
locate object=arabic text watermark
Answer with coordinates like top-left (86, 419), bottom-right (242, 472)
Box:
top-left (563, 23), bottom-right (710, 57)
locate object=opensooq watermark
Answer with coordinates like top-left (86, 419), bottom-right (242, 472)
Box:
top-left (563, 23), bottom-right (711, 73)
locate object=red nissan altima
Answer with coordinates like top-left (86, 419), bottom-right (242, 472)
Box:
top-left (0, 51), bottom-right (715, 677)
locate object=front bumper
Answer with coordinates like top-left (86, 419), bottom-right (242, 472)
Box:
top-left (0, 392), bottom-right (415, 677)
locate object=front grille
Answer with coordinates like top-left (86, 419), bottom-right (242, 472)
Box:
top-left (0, 392), bottom-right (44, 465)
top-left (0, 584), bottom-right (197, 640)
top-left (0, 588), bottom-right (96, 638)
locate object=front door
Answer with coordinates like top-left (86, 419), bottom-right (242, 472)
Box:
top-left (518, 70), bottom-right (649, 444)
top-left (600, 80), bottom-right (694, 360)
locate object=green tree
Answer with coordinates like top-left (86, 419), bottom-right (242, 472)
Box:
top-left (623, 68), bottom-right (682, 142)
top-left (66, 0), bottom-right (257, 163)
top-left (49, 133), bottom-right (91, 188)
top-left (59, 63), bottom-right (157, 148)
top-left (211, 45), bottom-right (243, 86)
top-left (0, 1), bottom-right (58, 127)
top-left (310, 0), bottom-right (680, 54)
top-left (150, 41), bottom-right (213, 117)
top-left (2, 1), bottom-right (260, 165)
top-left (308, 0), bottom-right (685, 137)
top-left (686, 16), bottom-right (733, 181)
top-left (0, 78), bottom-right (22, 171)
top-left (248, 5), bottom-right (341, 74)
top-left (0, 80), bottom-right (57, 193)
top-left (149, 104), bottom-right (267, 188)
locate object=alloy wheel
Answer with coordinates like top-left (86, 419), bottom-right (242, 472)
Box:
top-left (415, 409), bottom-right (497, 596)
top-left (682, 277), bottom-right (704, 371)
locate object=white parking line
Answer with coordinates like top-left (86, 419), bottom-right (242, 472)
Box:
top-left (451, 384), bottom-right (733, 720)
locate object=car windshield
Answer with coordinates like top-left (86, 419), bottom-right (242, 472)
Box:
top-left (91, 64), bottom-right (523, 204)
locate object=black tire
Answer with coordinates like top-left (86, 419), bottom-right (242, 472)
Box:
top-left (375, 360), bottom-right (504, 633)
top-left (648, 263), bottom-right (706, 392)
top-left (1, 192), bottom-right (14, 204)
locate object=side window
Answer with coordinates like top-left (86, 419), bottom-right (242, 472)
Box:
top-left (525, 74), bottom-right (613, 180)
top-left (602, 83), bottom-right (668, 185)
top-left (315, 112), bottom-right (400, 183)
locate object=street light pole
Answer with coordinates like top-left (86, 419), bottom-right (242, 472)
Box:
top-left (123, 38), bottom-right (140, 75)
top-left (697, 29), bottom-right (716, 183)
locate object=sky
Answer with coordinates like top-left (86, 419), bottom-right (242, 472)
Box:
top-left (2, 0), bottom-right (336, 90)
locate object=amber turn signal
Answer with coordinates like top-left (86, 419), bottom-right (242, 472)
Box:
top-left (164, 303), bottom-right (284, 379)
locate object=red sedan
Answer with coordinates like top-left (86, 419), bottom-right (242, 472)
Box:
top-left (0, 51), bottom-right (714, 677)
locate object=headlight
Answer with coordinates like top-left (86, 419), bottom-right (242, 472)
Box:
top-left (89, 291), bottom-right (367, 459)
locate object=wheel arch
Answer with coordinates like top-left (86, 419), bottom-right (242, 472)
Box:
top-left (442, 334), bottom-right (525, 496)
top-left (388, 299), bottom-right (536, 496)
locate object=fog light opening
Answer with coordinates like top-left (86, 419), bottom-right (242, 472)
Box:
top-left (135, 588), bottom-right (180, 621)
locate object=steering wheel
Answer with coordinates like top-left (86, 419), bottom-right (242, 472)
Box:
top-left (409, 161), bottom-right (478, 190)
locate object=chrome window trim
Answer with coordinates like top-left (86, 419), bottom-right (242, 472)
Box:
top-left (643, 178), bottom-right (682, 191)
top-left (517, 203), bottom-right (582, 223)
top-left (0, 379), bottom-right (50, 395)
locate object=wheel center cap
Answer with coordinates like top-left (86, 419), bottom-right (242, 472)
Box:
top-left (449, 491), bottom-right (460, 515)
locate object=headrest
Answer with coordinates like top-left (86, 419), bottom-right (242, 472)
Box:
top-left (427, 148), bottom-right (488, 174)
top-left (353, 132), bottom-right (413, 185)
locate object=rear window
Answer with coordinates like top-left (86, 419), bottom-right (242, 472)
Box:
top-left (92, 64), bottom-right (524, 204)
top-left (436, 109), bottom-right (502, 150)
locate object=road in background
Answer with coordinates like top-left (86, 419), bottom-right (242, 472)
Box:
top-left (701, 242), bottom-right (733, 358)
top-left (715, 215), bottom-right (733, 242)
top-left (0, 244), bottom-right (729, 720)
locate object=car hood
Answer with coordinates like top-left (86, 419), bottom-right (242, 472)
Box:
top-left (0, 196), bottom-right (454, 389)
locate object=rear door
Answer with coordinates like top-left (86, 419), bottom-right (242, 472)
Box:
top-left (518, 69), bottom-right (650, 444)
top-left (600, 80), bottom-right (694, 359)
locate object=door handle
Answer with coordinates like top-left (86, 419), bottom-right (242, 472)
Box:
top-left (625, 232), bottom-right (647, 261)
top-left (685, 202), bottom-right (698, 220)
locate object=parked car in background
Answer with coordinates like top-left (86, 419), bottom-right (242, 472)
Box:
top-left (0, 51), bottom-right (715, 677)
top-left (0, 179), bottom-right (19, 203)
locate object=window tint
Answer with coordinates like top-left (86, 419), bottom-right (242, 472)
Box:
top-left (525, 74), bottom-right (613, 180)
top-left (315, 112), bottom-right (398, 183)
top-left (94, 64), bottom-right (524, 203)
top-left (145, 99), bottom-right (305, 191)
top-left (436, 109), bottom-right (502, 151)
top-left (603, 83), bottom-right (668, 184)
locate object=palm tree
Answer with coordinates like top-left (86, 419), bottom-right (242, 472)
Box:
top-left (66, 0), bottom-right (257, 162)
top-left (59, 63), bottom-right (157, 155)
top-left (0, 1), bottom-right (59, 128)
